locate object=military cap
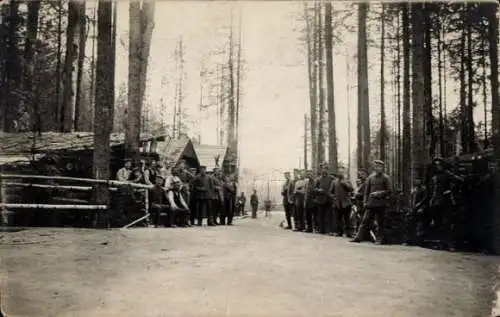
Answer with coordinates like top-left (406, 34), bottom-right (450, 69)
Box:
top-left (373, 160), bottom-right (385, 166)
top-left (199, 165), bottom-right (207, 169)
top-left (432, 156), bottom-right (444, 163)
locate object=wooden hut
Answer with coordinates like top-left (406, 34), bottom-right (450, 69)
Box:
top-left (156, 135), bottom-right (199, 169)
top-left (0, 132), bottom-right (166, 178)
top-left (192, 144), bottom-right (228, 172)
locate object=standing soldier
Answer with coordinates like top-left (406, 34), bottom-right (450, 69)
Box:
top-left (313, 163), bottom-right (335, 234)
top-left (281, 172), bottom-right (294, 229)
top-left (250, 189), bottom-right (259, 219)
top-left (425, 157), bottom-right (464, 250)
top-left (404, 177), bottom-right (428, 246)
top-left (192, 165), bottom-right (214, 226)
top-left (223, 166), bottom-right (238, 225)
top-left (332, 166), bottom-right (354, 237)
top-left (351, 160), bottom-right (392, 244)
top-left (212, 168), bottom-right (224, 225)
top-left (304, 170), bottom-right (316, 233)
top-left (237, 192), bottom-right (246, 216)
top-left (293, 170), bottom-right (307, 231)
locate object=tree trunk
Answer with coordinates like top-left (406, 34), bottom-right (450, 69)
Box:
top-left (402, 4), bottom-right (412, 203)
top-left (308, 3), bottom-right (318, 172)
top-left (357, 3), bottom-right (370, 171)
top-left (396, 7), bottom-right (402, 185)
top-left (411, 3), bottom-right (425, 179)
top-left (61, 0), bottom-right (81, 132)
top-left (459, 16), bottom-right (467, 154)
top-left (55, 0), bottom-right (63, 127)
top-left (466, 4), bottom-right (475, 152)
top-left (437, 6), bottom-right (444, 156)
top-left (88, 8), bottom-right (97, 132)
top-left (304, 114), bottom-right (308, 171)
top-left (423, 4), bottom-right (434, 159)
top-left (109, 0), bottom-right (118, 130)
top-left (482, 36), bottom-right (488, 146)
top-left (24, 0), bottom-right (41, 134)
top-left (74, 1), bottom-right (87, 132)
top-left (2, 0), bottom-right (22, 132)
top-left (126, 1), bottom-right (156, 163)
top-left (227, 13), bottom-right (236, 159)
top-left (379, 4), bottom-right (386, 163)
top-left (93, 0), bottom-right (114, 227)
top-left (487, 2), bottom-right (500, 254)
top-left (325, 1), bottom-right (337, 171)
top-left (316, 2), bottom-right (325, 167)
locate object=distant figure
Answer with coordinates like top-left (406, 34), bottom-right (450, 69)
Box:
top-left (192, 165), bottom-right (215, 226)
top-left (250, 190), bottom-right (259, 219)
top-left (264, 199), bottom-right (272, 217)
top-left (237, 192), bottom-right (246, 216)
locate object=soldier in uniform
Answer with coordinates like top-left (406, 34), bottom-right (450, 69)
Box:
top-left (192, 165), bottom-right (214, 226)
top-left (281, 172), bottom-right (294, 229)
top-left (404, 177), bottom-right (428, 246)
top-left (313, 163), bottom-right (335, 234)
top-left (250, 189), bottom-right (259, 219)
top-left (351, 160), bottom-right (392, 244)
top-left (332, 166), bottom-right (354, 237)
top-left (223, 166), bottom-right (238, 225)
top-left (293, 170), bottom-right (307, 231)
top-left (211, 168), bottom-right (224, 225)
top-left (426, 157), bottom-right (464, 250)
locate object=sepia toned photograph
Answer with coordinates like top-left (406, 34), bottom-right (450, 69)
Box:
top-left (0, 0), bottom-right (499, 316)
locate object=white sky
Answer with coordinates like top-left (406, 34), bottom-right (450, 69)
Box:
top-left (107, 1), bottom-right (486, 176)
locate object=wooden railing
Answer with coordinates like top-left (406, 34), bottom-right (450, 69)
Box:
top-left (0, 173), bottom-right (152, 228)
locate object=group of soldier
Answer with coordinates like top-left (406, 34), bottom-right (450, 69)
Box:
top-left (281, 156), bottom-right (495, 252)
top-left (281, 160), bottom-right (391, 244)
top-left (116, 158), bottom-right (242, 228)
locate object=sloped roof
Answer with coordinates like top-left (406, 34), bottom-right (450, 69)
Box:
top-left (157, 135), bottom-right (198, 165)
top-left (194, 144), bottom-right (227, 171)
top-left (0, 132), bottom-right (165, 155)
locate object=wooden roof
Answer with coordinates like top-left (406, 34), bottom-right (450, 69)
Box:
top-left (156, 135), bottom-right (199, 165)
top-left (0, 132), bottom-right (165, 155)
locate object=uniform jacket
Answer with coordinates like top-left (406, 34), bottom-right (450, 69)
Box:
top-left (333, 178), bottom-right (354, 209)
top-left (364, 172), bottom-right (391, 208)
top-left (314, 175), bottom-right (335, 205)
top-left (281, 179), bottom-right (294, 205)
top-left (250, 194), bottom-right (259, 206)
top-left (192, 174), bottom-right (214, 200)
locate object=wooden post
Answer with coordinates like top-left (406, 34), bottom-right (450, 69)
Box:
top-left (0, 176), bottom-right (6, 226)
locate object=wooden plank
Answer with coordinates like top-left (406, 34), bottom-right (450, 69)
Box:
top-left (0, 174), bottom-right (152, 189)
top-left (0, 204), bottom-right (107, 210)
top-left (121, 213), bottom-right (150, 229)
top-left (3, 182), bottom-right (118, 191)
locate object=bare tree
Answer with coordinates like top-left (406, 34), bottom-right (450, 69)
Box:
top-left (126, 1), bottom-right (156, 163)
top-left (325, 1), bottom-right (338, 171)
top-left (357, 2), bottom-right (370, 171)
top-left (74, 1), bottom-right (87, 131)
top-left (93, 0), bottom-right (115, 227)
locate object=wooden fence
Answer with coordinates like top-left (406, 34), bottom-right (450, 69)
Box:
top-left (0, 173), bottom-right (152, 228)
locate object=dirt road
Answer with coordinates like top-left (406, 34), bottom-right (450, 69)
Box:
top-left (1, 212), bottom-right (498, 317)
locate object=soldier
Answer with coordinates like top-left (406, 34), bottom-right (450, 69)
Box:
top-left (149, 174), bottom-right (175, 228)
top-left (426, 157), bottom-right (464, 250)
top-left (211, 168), bottom-right (224, 225)
top-left (404, 177), bottom-right (428, 246)
top-left (281, 172), bottom-right (294, 229)
top-left (237, 192), bottom-right (246, 216)
top-left (192, 165), bottom-right (214, 226)
top-left (250, 189), bottom-right (259, 219)
top-left (351, 160), bottom-right (392, 244)
top-left (223, 169), bottom-right (237, 225)
top-left (304, 170), bottom-right (315, 233)
top-left (313, 163), bottom-right (335, 234)
top-left (293, 170), bottom-right (307, 231)
top-left (167, 177), bottom-right (191, 227)
top-left (332, 166), bottom-right (354, 237)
